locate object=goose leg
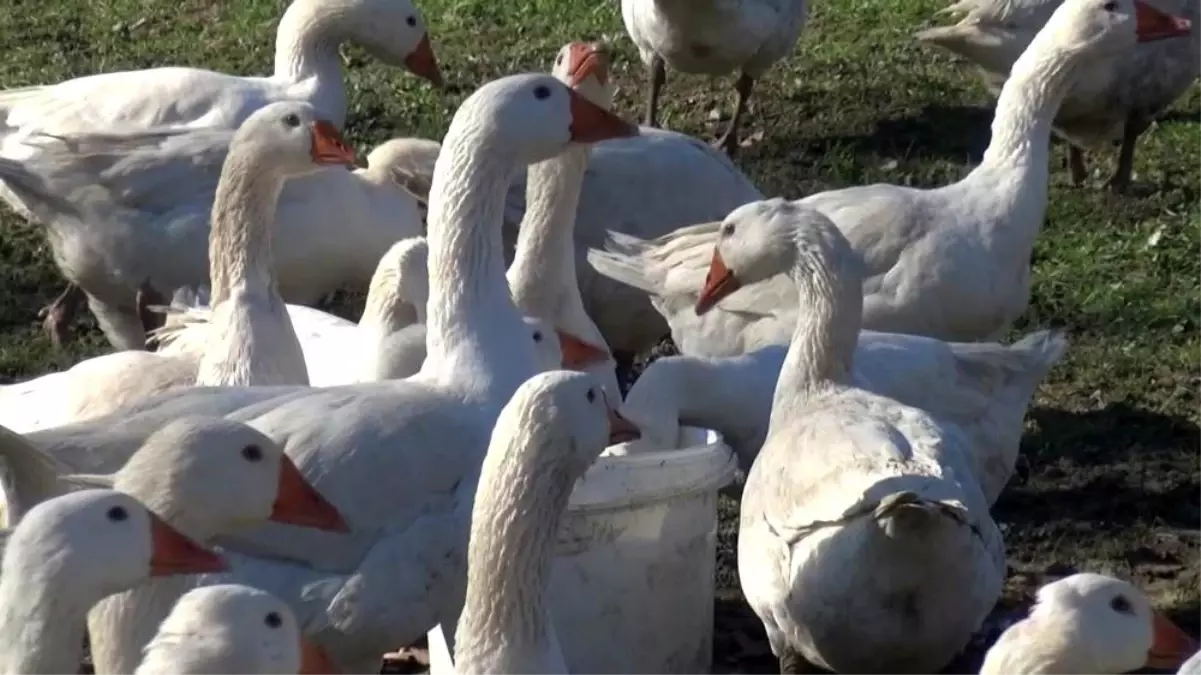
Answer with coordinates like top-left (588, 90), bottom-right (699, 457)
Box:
top-left (714, 73), bottom-right (755, 156)
top-left (1105, 115), bottom-right (1148, 194)
top-left (645, 55), bottom-right (666, 128)
top-left (1068, 146), bottom-right (1088, 186)
top-left (36, 283), bottom-right (85, 348)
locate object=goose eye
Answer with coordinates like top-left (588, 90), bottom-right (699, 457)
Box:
top-left (406, 15), bottom-right (417, 26)
top-left (721, 223), bottom-right (735, 237)
top-left (586, 388), bottom-right (596, 403)
top-left (241, 444), bottom-right (263, 462)
top-left (106, 506), bottom-right (128, 522)
top-left (265, 611), bottom-right (283, 628)
top-left (1102, 1), bottom-right (1117, 10)
top-left (282, 113), bottom-right (301, 128)
top-left (533, 85), bottom-right (552, 100)
top-left (532, 330), bottom-right (544, 343)
top-left (1109, 595), bottom-right (1133, 614)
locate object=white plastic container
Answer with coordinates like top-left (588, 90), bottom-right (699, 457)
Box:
top-left (548, 426), bottom-right (738, 673)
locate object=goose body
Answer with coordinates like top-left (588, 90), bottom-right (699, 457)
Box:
top-left (622, 328), bottom-right (1066, 503)
top-left (699, 199), bottom-right (1004, 673)
top-left (620, 0), bottom-right (808, 151)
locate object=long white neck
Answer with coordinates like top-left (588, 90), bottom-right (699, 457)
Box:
top-left (88, 579), bottom-right (202, 675)
top-left (273, 0), bottom-right (352, 127)
top-left (419, 126), bottom-right (537, 404)
top-left (199, 147), bottom-right (308, 387)
top-left (506, 146), bottom-right (588, 318)
top-left (359, 271), bottom-right (422, 339)
top-left (207, 150), bottom-right (286, 309)
top-left (0, 553), bottom-right (92, 674)
top-left (629, 351), bottom-right (780, 467)
top-left (975, 36), bottom-right (1083, 172)
top-left (506, 147), bottom-right (621, 395)
top-left (453, 430), bottom-right (573, 674)
top-left (770, 248), bottom-right (861, 418)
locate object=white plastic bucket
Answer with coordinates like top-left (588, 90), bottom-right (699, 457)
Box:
top-left (548, 426), bottom-right (738, 673)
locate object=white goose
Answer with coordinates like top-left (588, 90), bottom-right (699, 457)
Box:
top-left (621, 327), bottom-right (1066, 504)
top-left (916, 0), bottom-right (1196, 192)
top-left (77, 417), bottom-right (348, 674)
top-left (136, 584), bottom-right (339, 674)
top-left (505, 42), bottom-right (623, 398)
top-left (0, 102), bottom-right (359, 433)
top-left (433, 371), bottom-right (637, 674)
top-left (700, 200), bottom-right (1004, 673)
top-left (0, 490), bottom-right (227, 674)
top-left (980, 573), bottom-right (1198, 673)
top-left (9, 74), bottom-right (641, 673)
top-left (194, 101), bottom-right (358, 386)
top-left (590, 0), bottom-right (1192, 345)
top-left (0, 131), bottom-right (432, 351)
top-left (620, 0), bottom-right (808, 153)
top-left (0, 0), bottom-right (439, 206)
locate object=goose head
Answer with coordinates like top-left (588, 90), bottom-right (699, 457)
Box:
top-left (497, 371), bottom-right (640, 474)
top-left (2, 490), bottom-right (226, 598)
top-left (553, 41), bottom-right (616, 109)
top-left (233, 102), bottom-right (356, 175)
top-left (695, 199), bottom-right (864, 315)
top-left (1031, 0), bottom-right (1189, 58)
top-left (525, 317), bottom-right (567, 374)
top-left (142, 584), bottom-right (339, 674)
top-left (110, 417), bottom-right (348, 539)
top-left (340, 0), bottom-right (443, 87)
top-left (447, 73), bottom-right (639, 168)
top-left (983, 573), bottom-right (1198, 673)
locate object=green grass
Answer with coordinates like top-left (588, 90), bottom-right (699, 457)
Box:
top-left (2, 0), bottom-right (1199, 666)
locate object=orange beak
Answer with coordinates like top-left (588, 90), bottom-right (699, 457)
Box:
top-left (694, 250), bottom-right (742, 315)
top-left (309, 121), bottom-right (356, 168)
top-left (1144, 611), bottom-right (1199, 669)
top-left (607, 407), bottom-right (641, 445)
top-left (271, 457), bottom-right (350, 533)
top-left (404, 33), bottom-right (444, 88)
top-left (148, 512), bottom-right (228, 576)
top-left (557, 330), bottom-right (611, 369)
top-left (1134, 0), bottom-right (1191, 41)
top-left (566, 42), bottom-right (610, 87)
top-left (298, 636), bottom-right (340, 674)
top-left (567, 87), bottom-right (639, 143)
